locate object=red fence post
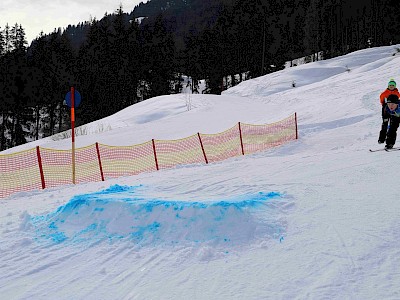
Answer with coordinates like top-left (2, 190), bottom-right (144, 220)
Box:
top-left (71, 86), bottom-right (76, 184)
top-left (295, 112), bottom-right (298, 139)
top-left (36, 146), bottom-right (46, 189)
top-left (95, 143), bottom-right (105, 181)
top-left (238, 122), bottom-right (245, 155)
top-left (152, 139), bottom-right (159, 170)
top-left (197, 133), bottom-right (208, 164)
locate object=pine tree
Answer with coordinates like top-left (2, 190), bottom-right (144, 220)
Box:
top-left (381, 0), bottom-right (400, 45)
top-left (108, 5), bottom-right (136, 109)
top-left (3, 24), bottom-right (31, 147)
top-left (0, 46), bottom-right (7, 149)
top-left (142, 13), bottom-right (177, 97)
top-left (304, 0), bottom-right (324, 60)
top-left (182, 32), bottom-right (203, 93)
top-left (126, 17), bottom-right (143, 102)
top-left (0, 26), bottom-right (5, 56)
top-left (76, 16), bottom-right (117, 124)
top-left (28, 33), bottom-right (52, 140)
top-left (3, 24), bottom-right (12, 53)
top-left (28, 30), bottom-right (75, 137)
top-left (45, 30), bottom-right (75, 135)
top-left (11, 24), bottom-right (28, 52)
top-left (0, 26), bottom-right (6, 149)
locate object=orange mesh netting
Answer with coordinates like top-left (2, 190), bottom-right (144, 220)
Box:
top-left (0, 148), bottom-right (42, 198)
top-left (154, 134), bottom-right (206, 170)
top-left (40, 145), bottom-right (102, 188)
top-left (200, 124), bottom-right (242, 163)
top-left (98, 141), bottom-right (156, 179)
top-left (0, 114), bottom-right (297, 198)
top-left (241, 114), bottom-right (297, 155)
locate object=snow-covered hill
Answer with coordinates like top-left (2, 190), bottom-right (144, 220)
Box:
top-left (1, 45), bottom-right (400, 300)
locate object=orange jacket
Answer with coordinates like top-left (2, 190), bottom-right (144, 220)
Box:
top-left (380, 88), bottom-right (400, 105)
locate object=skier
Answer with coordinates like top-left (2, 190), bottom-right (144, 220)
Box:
top-left (383, 94), bottom-right (400, 149)
top-left (378, 79), bottom-right (400, 144)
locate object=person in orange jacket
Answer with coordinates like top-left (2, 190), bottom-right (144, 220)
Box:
top-left (378, 79), bottom-right (400, 143)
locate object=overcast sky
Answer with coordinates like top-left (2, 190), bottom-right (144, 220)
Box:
top-left (1, 0), bottom-right (148, 45)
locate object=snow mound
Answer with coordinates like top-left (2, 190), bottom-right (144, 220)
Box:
top-left (28, 185), bottom-right (287, 249)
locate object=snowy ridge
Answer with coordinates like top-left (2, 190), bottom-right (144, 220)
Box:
top-left (27, 185), bottom-right (286, 248)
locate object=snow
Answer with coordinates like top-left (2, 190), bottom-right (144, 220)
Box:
top-left (1, 44), bottom-right (400, 299)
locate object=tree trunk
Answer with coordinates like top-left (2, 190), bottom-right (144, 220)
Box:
top-left (47, 104), bottom-right (55, 137)
top-left (0, 111), bottom-right (6, 150)
top-left (35, 105), bottom-right (40, 140)
top-left (10, 113), bottom-right (16, 147)
top-left (58, 102), bottom-right (63, 133)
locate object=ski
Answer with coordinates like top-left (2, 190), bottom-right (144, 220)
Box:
top-left (385, 147), bottom-right (400, 152)
top-left (369, 148), bottom-right (387, 152)
top-left (369, 147), bottom-right (400, 152)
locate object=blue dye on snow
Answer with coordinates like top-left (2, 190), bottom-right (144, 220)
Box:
top-left (29, 184), bottom-right (285, 247)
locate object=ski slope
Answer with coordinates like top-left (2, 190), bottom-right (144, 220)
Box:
top-left (1, 45), bottom-right (400, 300)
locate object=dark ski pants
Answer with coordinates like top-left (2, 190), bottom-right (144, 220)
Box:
top-left (386, 115), bottom-right (400, 145)
top-left (379, 105), bottom-right (390, 142)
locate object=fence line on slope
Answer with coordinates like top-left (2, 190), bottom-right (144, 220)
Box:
top-left (0, 113), bottom-right (298, 199)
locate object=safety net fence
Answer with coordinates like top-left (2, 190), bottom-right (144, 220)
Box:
top-left (0, 113), bottom-right (298, 198)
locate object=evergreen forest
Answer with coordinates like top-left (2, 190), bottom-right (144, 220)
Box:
top-left (1, 0), bottom-right (399, 150)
